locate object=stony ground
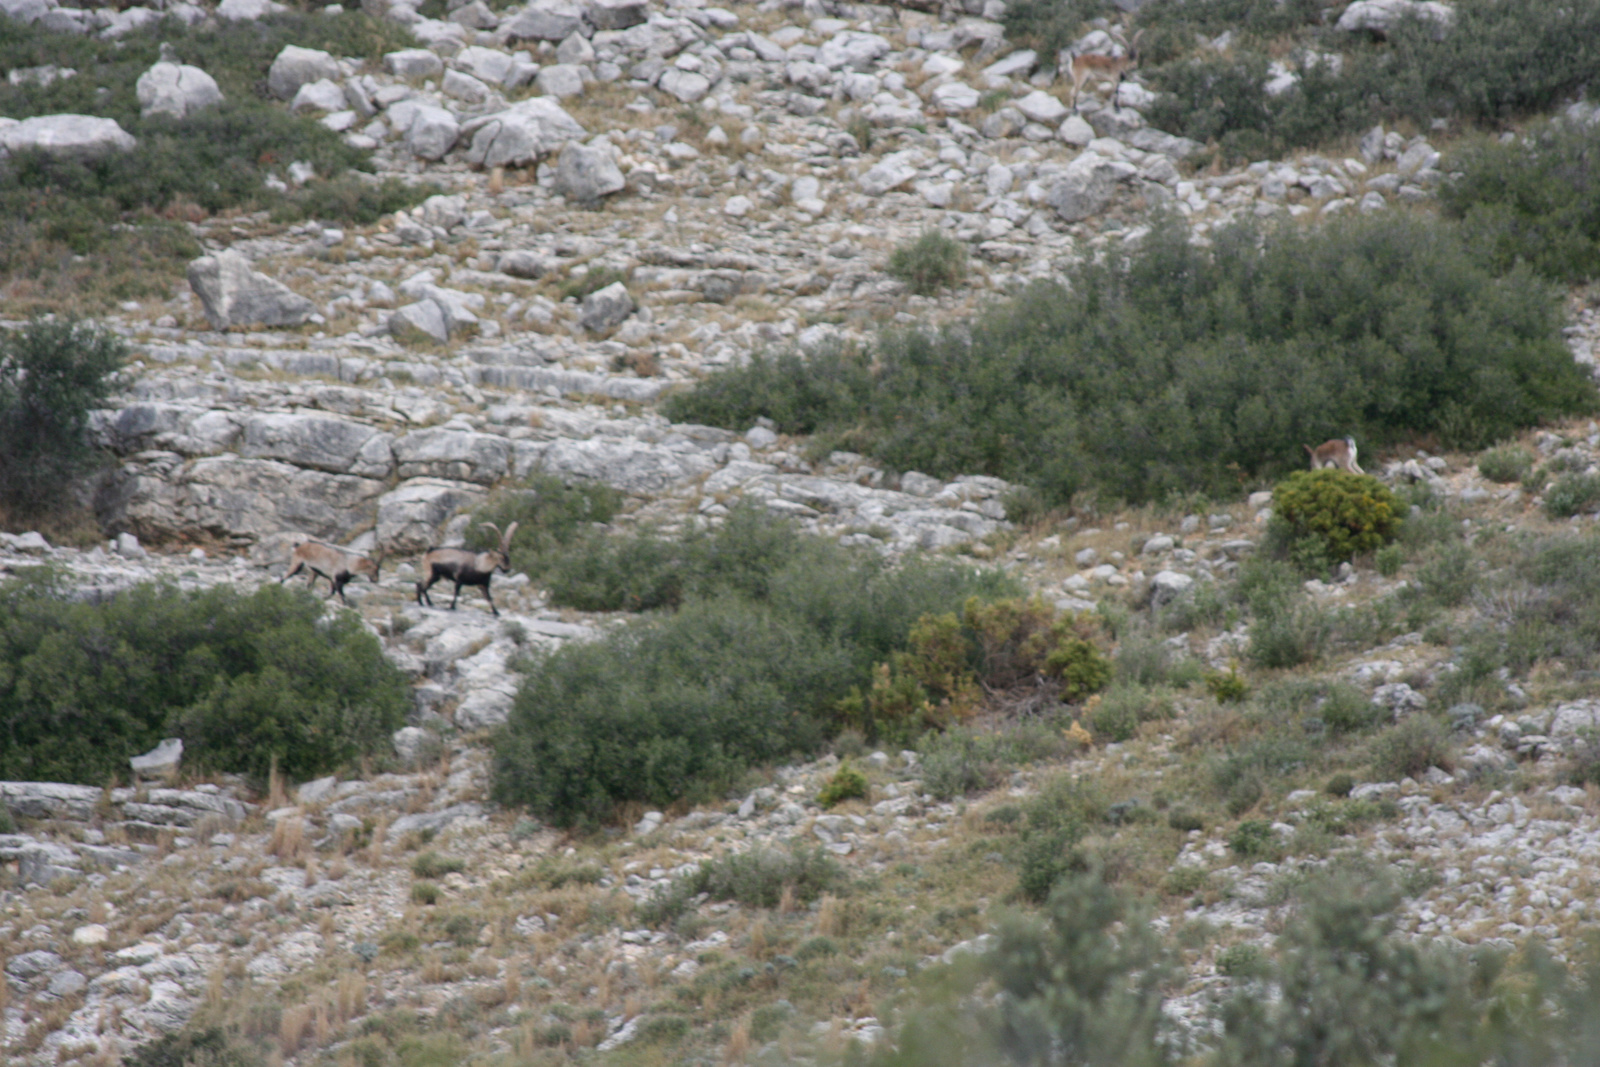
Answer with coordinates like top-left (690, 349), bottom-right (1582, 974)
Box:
top-left (8, 0), bottom-right (1600, 1061)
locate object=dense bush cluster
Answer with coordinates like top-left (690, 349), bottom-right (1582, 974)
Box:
top-left (887, 230), bottom-right (968, 296)
top-left (0, 13), bottom-right (429, 309)
top-left (637, 845), bottom-right (845, 926)
top-left (0, 576), bottom-right (409, 783)
top-left (874, 866), bottom-right (1600, 1067)
top-left (1270, 469), bottom-right (1402, 567)
top-left (0, 318), bottom-right (125, 519)
top-left (1139, 0), bottom-right (1600, 161)
top-left (668, 216), bottom-right (1590, 505)
top-left (1442, 120), bottom-right (1600, 284)
top-left (491, 508), bottom-right (1017, 827)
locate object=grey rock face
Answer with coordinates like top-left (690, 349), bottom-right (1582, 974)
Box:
top-left (186, 250), bottom-right (314, 330)
top-left (392, 300), bottom-right (452, 343)
top-left (585, 0), bottom-right (645, 31)
top-left (658, 68), bottom-right (710, 104)
top-left (1336, 0), bottom-right (1453, 39)
top-left (267, 45), bottom-right (340, 101)
top-left (239, 413), bottom-right (393, 477)
top-left (0, 114), bottom-right (135, 159)
top-left (135, 62), bottom-right (223, 119)
top-left (578, 281), bottom-right (635, 333)
top-left (1046, 153), bottom-right (1138, 221)
top-left (554, 140), bottom-right (625, 202)
top-left (536, 62), bottom-right (586, 98)
top-left (462, 97), bottom-right (586, 168)
top-left (129, 738), bottom-right (183, 777)
top-left (393, 429), bottom-right (511, 483)
top-left (376, 478), bottom-right (487, 550)
top-left (385, 48), bottom-right (444, 79)
top-left (501, 0), bottom-right (585, 41)
top-left (406, 105), bottom-right (461, 160)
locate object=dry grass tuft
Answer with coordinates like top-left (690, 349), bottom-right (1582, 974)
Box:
top-left (268, 818), bottom-right (307, 864)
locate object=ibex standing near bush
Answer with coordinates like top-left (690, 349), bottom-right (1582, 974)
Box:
top-left (1304, 437), bottom-right (1365, 474)
top-left (281, 540), bottom-right (384, 606)
top-left (1069, 28), bottom-right (1142, 110)
top-left (416, 522), bottom-right (519, 616)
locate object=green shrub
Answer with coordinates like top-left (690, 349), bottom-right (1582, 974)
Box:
top-left (1001, 0), bottom-right (1107, 59)
top-left (1087, 684), bottom-right (1174, 743)
top-left (636, 1015), bottom-right (691, 1044)
top-left (1016, 776), bottom-right (1107, 903)
top-left (1414, 544), bottom-right (1476, 607)
top-left (886, 230), bottom-right (968, 296)
top-left (817, 762), bottom-right (869, 807)
top-left (1324, 773), bottom-right (1355, 797)
top-left (1544, 472), bottom-right (1600, 518)
top-left (918, 722), bottom-right (1078, 799)
top-left (0, 579), bottom-right (408, 783)
top-left (1370, 715), bottom-right (1453, 781)
top-left (0, 318), bottom-right (125, 517)
top-left (1477, 445), bottom-right (1534, 484)
top-left (1318, 684), bottom-right (1385, 736)
top-left (411, 882), bottom-right (440, 905)
top-left (638, 845), bottom-right (845, 926)
top-left (1215, 942), bottom-right (1267, 979)
top-left (1271, 470), bottom-right (1402, 564)
top-left (469, 474), bottom-right (621, 579)
top-left (1167, 809), bottom-right (1204, 833)
top-left (1375, 543), bottom-right (1405, 577)
top-left (1228, 819), bottom-right (1280, 859)
top-left (668, 216), bottom-right (1591, 506)
top-left (126, 1027), bottom-right (265, 1067)
top-left (0, 802), bottom-right (13, 835)
top-left (1204, 666), bottom-right (1249, 703)
top-left (411, 852), bottom-right (465, 880)
top-left (492, 510), bottom-right (1016, 826)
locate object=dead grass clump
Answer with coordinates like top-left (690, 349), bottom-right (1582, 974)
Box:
top-left (268, 818), bottom-right (307, 864)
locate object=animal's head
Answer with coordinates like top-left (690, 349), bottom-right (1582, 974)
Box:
top-left (363, 549), bottom-right (386, 583)
top-left (479, 522), bottom-right (520, 572)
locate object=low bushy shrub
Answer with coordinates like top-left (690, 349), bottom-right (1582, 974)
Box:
top-left (667, 216), bottom-right (1590, 506)
top-left (637, 845), bottom-right (845, 926)
top-left (1271, 470), bottom-right (1402, 564)
top-left (469, 474), bottom-right (621, 579)
top-left (0, 318), bottom-right (125, 518)
top-left (1544, 472), bottom-right (1600, 518)
top-left (918, 721), bottom-right (1081, 799)
top-left (1369, 715), bottom-right (1453, 781)
top-left (492, 511), bottom-right (1016, 826)
top-left (1016, 776), bottom-right (1108, 903)
top-left (0, 578), bottom-right (408, 783)
top-left (1477, 445), bottom-right (1534, 484)
top-left (887, 230), bottom-right (968, 296)
top-left (816, 762), bottom-right (868, 807)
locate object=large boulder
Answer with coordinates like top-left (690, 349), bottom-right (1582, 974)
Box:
top-left (216, 0), bottom-right (287, 19)
top-left (857, 150), bottom-right (919, 195)
top-left (376, 478), bottom-right (486, 551)
top-left (554, 140), bottom-right (625, 202)
top-left (1045, 152), bottom-right (1138, 222)
top-left (537, 437), bottom-right (716, 494)
top-left (393, 429), bottom-right (511, 483)
top-left (461, 97), bottom-right (586, 168)
top-left (385, 48), bottom-right (443, 79)
top-left (535, 63), bottom-right (586, 98)
top-left (186, 250), bottom-right (315, 329)
top-left (267, 45), bottom-right (340, 100)
top-left (136, 61), bottom-right (223, 119)
top-left (0, 115), bottom-right (135, 160)
top-left (0, 0), bottom-right (53, 24)
top-left (658, 68), bottom-right (710, 103)
top-left (578, 281), bottom-right (634, 333)
top-left (501, 0), bottom-right (585, 41)
top-left (815, 30), bottom-right (891, 71)
top-left (585, 0), bottom-right (644, 30)
top-left (406, 104), bottom-right (461, 160)
top-left (1336, 0), bottom-right (1454, 39)
top-left (238, 413), bottom-right (394, 476)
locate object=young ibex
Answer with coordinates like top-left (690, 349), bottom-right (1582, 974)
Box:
top-left (281, 539), bottom-right (384, 606)
top-left (1068, 28), bottom-right (1142, 110)
top-left (416, 521), bottom-right (519, 616)
top-left (1304, 437), bottom-right (1365, 475)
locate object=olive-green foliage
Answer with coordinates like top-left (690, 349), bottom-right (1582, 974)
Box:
top-left (1141, 0), bottom-right (1600, 160)
top-left (0, 13), bottom-right (429, 306)
top-left (1443, 121), bottom-right (1600, 283)
top-left (1242, 561), bottom-right (1330, 669)
top-left (1369, 714), bottom-right (1453, 781)
top-left (870, 871), bottom-right (1176, 1067)
top-left (1001, 0), bottom-right (1107, 60)
top-left (887, 230), bottom-right (968, 296)
top-left (1271, 470), bottom-right (1402, 564)
top-left (125, 1027), bottom-right (266, 1067)
top-left (1477, 444), bottom-right (1534, 484)
top-left (1016, 776), bottom-right (1109, 903)
top-left (665, 216), bottom-right (1590, 505)
top-left (491, 509), bottom-right (1016, 826)
top-left (637, 845), bottom-right (845, 926)
top-left (0, 318), bottom-right (125, 517)
top-left (1228, 819), bottom-right (1280, 860)
top-left (1088, 684), bottom-right (1174, 742)
top-left (0, 578), bottom-right (409, 783)
top-left (918, 721), bottom-right (1078, 799)
top-left (410, 852), bottom-right (464, 879)
top-left (1544, 472), bottom-right (1600, 518)
top-left (817, 762), bottom-right (869, 807)
top-left (468, 475), bottom-right (621, 579)
top-left (1203, 667), bottom-right (1248, 703)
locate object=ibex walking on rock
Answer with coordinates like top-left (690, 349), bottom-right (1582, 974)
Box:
top-left (281, 540), bottom-right (384, 606)
top-left (1068, 28), bottom-right (1142, 110)
top-left (1304, 437), bottom-right (1365, 475)
top-left (416, 521), bottom-right (519, 616)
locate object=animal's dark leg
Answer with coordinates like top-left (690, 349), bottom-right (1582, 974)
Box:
top-left (281, 561), bottom-right (303, 584)
top-left (332, 575), bottom-right (349, 605)
top-left (450, 580), bottom-right (463, 610)
top-left (481, 579), bottom-right (498, 617)
top-left (417, 573), bottom-right (436, 607)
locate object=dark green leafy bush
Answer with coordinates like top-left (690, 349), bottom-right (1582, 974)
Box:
top-left (1228, 819), bottom-right (1280, 859)
top-left (887, 230), bottom-right (968, 296)
top-left (637, 845), bottom-right (845, 926)
top-left (1016, 776), bottom-right (1108, 903)
top-left (666, 216), bottom-right (1590, 505)
top-left (817, 762), bottom-right (869, 807)
top-left (1476, 445), bottom-right (1533, 484)
top-left (1369, 715), bottom-right (1453, 781)
top-left (918, 721), bottom-right (1080, 799)
top-left (491, 511), bottom-right (1015, 826)
top-left (0, 318), bottom-right (125, 517)
top-left (1271, 470), bottom-right (1402, 564)
top-left (468, 474), bottom-right (621, 579)
top-left (0, 578), bottom-right (408, 783)
top-left (1001, 0), bottom-right (1107, 60)
top-left (1544, 472), bottom-right (1600, 518)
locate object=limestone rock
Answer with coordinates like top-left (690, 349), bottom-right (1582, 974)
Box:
top-left (386, 48), bottom-right (443, 79)
top-left (579, 281), bottom-right (634, 333)
top-left (658, 68), bottom-right (710, 103)
top-left (1045, 152), bottom-right (1138, 222)
top-left (239, 413), bottom-right (393, 476)
top-left (267, 45), bottom-right (339, 101)
top-left (1336, 0), bottom-right (1453, 39)
top-left (501, 0), bottom-right (585, 41)
top-left (586, 0), bottom-right (645, 30)
top-left (816, 31), bottom-right (890, 71)
top-left (406, 104), bottom-right (461, 160)
top-left (0, 114), bottom-right (135, 160)
top-left (136, 61), bottom-right (223, 119)
top-left (186, 250), bottom-right (314, 329)
top-left (554, 139), bottom-right (625, 202)
top-left (393, 429), bottom-right (511, 483)
top-left (129, 738), bottom-right (183, 777)
top-left (462, 97), bottom-right (586, 168)
top-left (536, 62), bottom-right (586, 98)
top-left (376, 478), bottom-right (486, 550)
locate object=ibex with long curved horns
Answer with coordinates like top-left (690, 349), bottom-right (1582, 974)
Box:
top-left (415, 521), bottom-right (519, 616)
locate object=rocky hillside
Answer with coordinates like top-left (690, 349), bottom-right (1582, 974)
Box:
top-left (6, 0), bottom-right (1600, 1062)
